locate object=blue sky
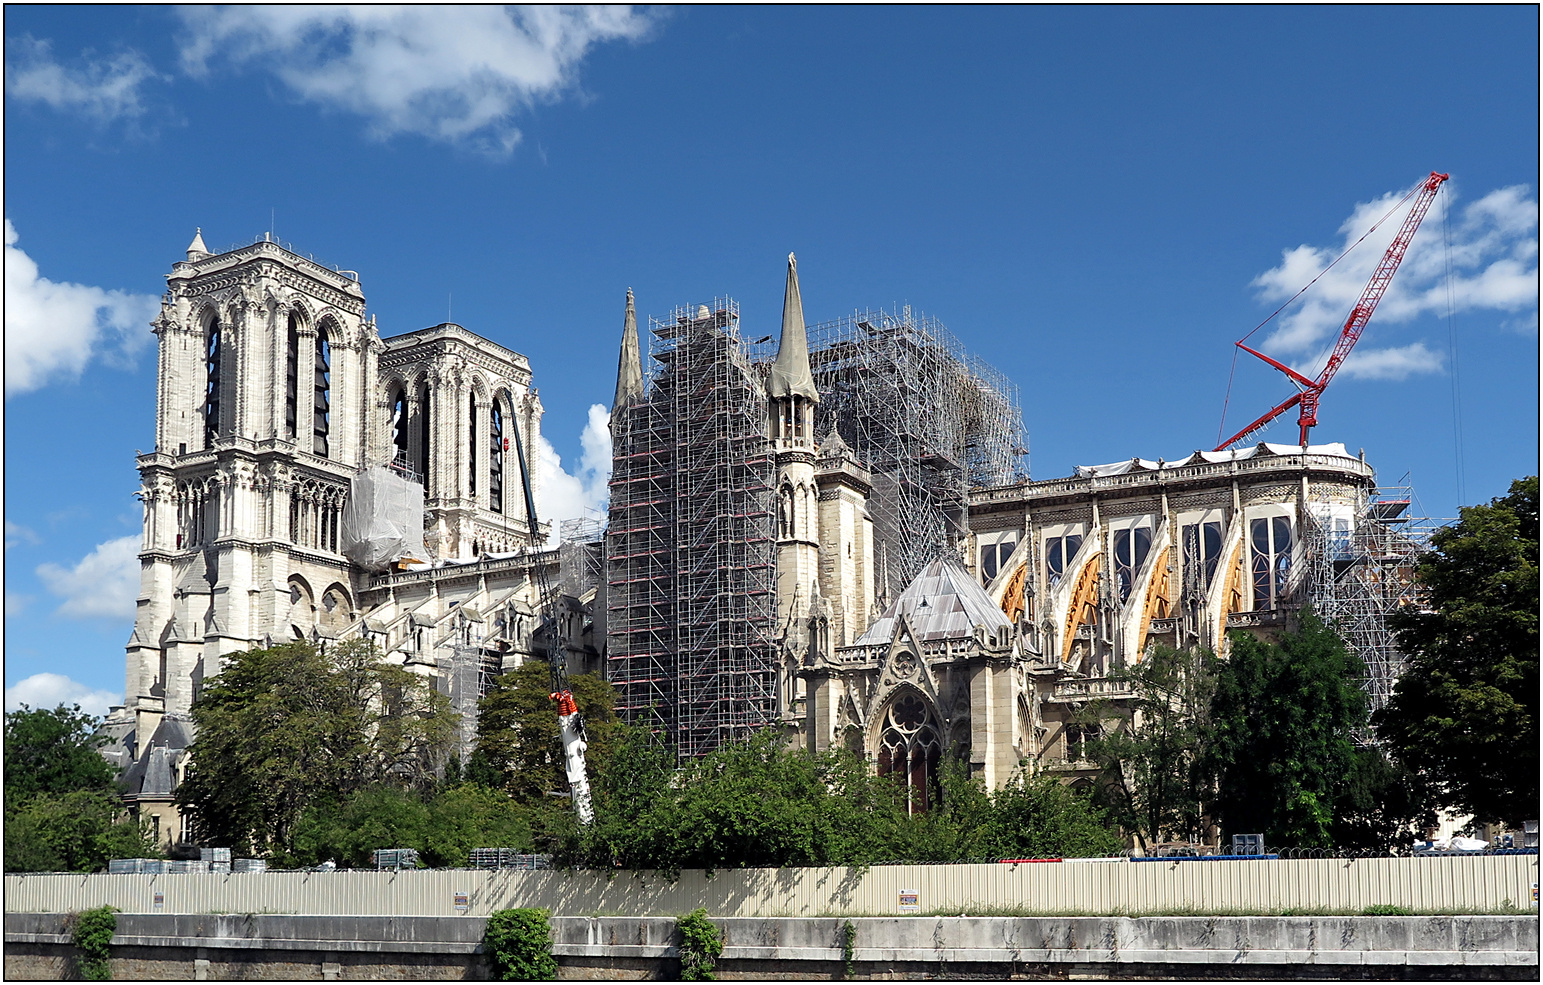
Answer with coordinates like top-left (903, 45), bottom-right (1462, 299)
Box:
top-left (5, 6), bottom-right (1537, 714)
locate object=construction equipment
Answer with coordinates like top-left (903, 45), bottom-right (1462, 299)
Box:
top-left (507, 410), bottom-right (595, 825)
top-left (1216, 171), bottom-right (1449, 451)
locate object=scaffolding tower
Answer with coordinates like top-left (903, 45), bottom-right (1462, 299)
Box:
top-left (1304, 484), bottom-right (1441, 713)
top-left (806, 306), bottom-right (1028, 601)
top-left (606, 301), bottom-right (779, 757)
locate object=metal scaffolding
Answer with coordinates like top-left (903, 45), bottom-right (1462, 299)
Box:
top-left (606, 301), bottom-right (779, 757)
top-left (807, 306), bottom-right (1027, 602)
top-left (1303, 484), bottom-right (1441, 714)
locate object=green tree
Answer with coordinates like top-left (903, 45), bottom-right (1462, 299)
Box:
top-left (4, 704), bottom-right (116, 802)
top-left (4, 790), bottom-right (160, 873)
top-left (1208, 609), bottom-right (1369, 846)
top-left (472, 664), bottom-right (618, 803)
top-left (421, 783), bottom-right (535, 867)
top-left (1078, 645), bottom-right (1219, 850)
top-left (176, 640), bottom-right (457, 856)
top-left (1376, 476), bottom-right (1539, 827)
top-left (566, 727), bottom-right (1119, 871)
top-left (1329, 746), bottom-right (1431, 850)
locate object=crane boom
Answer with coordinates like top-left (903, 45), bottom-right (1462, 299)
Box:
top-left (1216, 171), bottom-right (1449, 451)
top-left (507, 412), bottom-right (594, 825)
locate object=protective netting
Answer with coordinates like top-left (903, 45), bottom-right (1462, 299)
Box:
top-left (340, 466), bottom-right (425, 571)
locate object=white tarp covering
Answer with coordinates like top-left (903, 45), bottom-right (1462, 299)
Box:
top-left (1076, 442), bottom-right (1356, 477)
top-left (340, 467), bottom-right (425, 572)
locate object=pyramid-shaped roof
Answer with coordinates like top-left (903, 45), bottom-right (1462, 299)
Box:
top-left (852, 556), bottom-right (1013, 646)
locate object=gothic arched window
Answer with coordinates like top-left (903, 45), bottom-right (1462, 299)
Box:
top-left (490, 401), bottom-right (505, 514)
top-left (313, 325), bottom-right (332, 458)
top-left (391, 388), bottom-right (409, 470)
top-left (875, 690), bottom-right (942, 815)
top-left (417, 383), bottom-right (431, 493)
top-left (203, 318), bottom-right (221, 449)
top-left (468, 393), bottom-right (478, 498)
top-left (284, 312), bottom-right (300, 438)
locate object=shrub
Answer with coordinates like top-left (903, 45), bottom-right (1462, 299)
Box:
top-left (71, 906), bottom-right (117, 980)
top-left (484, 907), bottom-right (557, 980)
top-left (1361, 904), bottom-right (1414, 916)
top-left (677, 908), bottom-right (723, 981)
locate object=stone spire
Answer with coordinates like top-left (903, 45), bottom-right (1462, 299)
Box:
top-left (768, 252), bottom-right (820, 403)
top-left (186, 227), bottom-right (210, 261)
top-left (613, 288), bottom-right (644, 410)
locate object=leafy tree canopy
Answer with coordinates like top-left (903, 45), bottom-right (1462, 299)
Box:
top-left (175, 639), bottom-right (457, 856)
top-left (4, 704), bottom-right (116, 802)
top-left (1209, 609), bottom-right (1370, 847)
top-left (1377, 475), bottom-right (1539, 827)
top-left (564, 727), bottom-right (1119, 872)
top-left (4, 789), bottom-right (160, 873)
top-left (1079, 644), bottom-right (1220, 850)
top-left (470, 663), bottom-right (618, 802)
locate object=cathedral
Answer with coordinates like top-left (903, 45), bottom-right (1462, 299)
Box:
top-left (108, 231), bottom-right (1391, 841)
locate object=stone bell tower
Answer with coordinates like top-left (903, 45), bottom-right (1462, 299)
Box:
top-left (124, 230), bottom-right (380, 740)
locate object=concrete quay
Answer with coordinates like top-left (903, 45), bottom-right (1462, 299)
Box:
top-left (5, 912), bottom-right (1538, 979)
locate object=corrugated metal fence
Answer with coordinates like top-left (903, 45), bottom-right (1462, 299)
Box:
top-left (5, 856), bottom-right (1536, 917)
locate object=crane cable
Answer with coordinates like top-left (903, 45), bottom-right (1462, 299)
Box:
top-left (1218, 177), bottom-right (1429, 447)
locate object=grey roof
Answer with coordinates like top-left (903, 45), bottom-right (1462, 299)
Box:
top-left (614, 288), bottom-right (644, 410)
top-left (852, 557), bottom-right (1013, 646)
top-left (120, 717), bottom-right (195, 798)
top-left (767, 253), bottom-right (820, 403)
top-left (141, 747), bottom-right (177, 797)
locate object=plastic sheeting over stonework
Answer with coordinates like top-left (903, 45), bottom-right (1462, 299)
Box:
top-left (1075, 442), bottom-right (1356, 478)
top-left (340, 467), bottom-right (425, 571)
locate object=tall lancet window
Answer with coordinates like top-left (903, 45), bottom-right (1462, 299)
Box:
top-left (468, 395), bottom-right (478, 498)
top-left (490, 402), bottom-right (505, 514)
top-left (203, 318), bottom-right (221, 449)
top-left (284, 313), bottom-right (300, 438)
top-left (418, 384), bottom-right (431, 493)
top-left (391, 389), bottom-right (409, 469)
top-left (313, 327), bottom-right (331, 457)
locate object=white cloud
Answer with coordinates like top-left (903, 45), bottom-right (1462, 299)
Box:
top-left (5, 673), bottom-right (122, 716)
top-left (535, 403), bottom-right (612, 546)
top-left (1251, 181), bottom-right (1539, 377)
top-left (5, 520), bottom-right (41, 550)
top-left (36, 535), bottom-right (141, 621)
top-left (4, 34), bottom-right (161, 121)
top-left (177, 6), bottom-right (654, 155)
top-left (4, 220), bottom-right (159, 396)
top-left (1339, 342), bottom-right (1444, 381)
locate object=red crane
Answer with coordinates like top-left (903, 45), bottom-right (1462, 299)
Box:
top-left (1215, 171), bottom-right (1449, 451)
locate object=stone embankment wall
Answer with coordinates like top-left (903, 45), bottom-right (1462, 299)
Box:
top-left (6, 913), bottom-right (1538, 980)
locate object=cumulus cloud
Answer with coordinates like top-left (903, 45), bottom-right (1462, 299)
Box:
top-left (1251, 181), bottom-right (1539, 380)
top-left (5, 673), bottom-right (122, 716)
top-left (5, 34), bottom-right (163, 120)
top-left (5, 220), bottom-right (159, 396)
top-left (36, 535), bottom-right (141, 621)
top-left (177, 6), bottom-right (654, 155)
top-left (535, 403), bottom-right (612, 546)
